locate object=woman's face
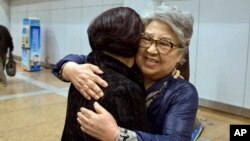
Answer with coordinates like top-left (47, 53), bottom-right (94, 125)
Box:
top-left (136, 20), bottom-right (183, 88)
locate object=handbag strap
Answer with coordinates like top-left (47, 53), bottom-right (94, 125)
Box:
top-left (9, 51), bottom-right (13, 60)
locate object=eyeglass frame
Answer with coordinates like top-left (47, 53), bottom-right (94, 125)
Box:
top-left (139, 32), bottom-right (183, 54)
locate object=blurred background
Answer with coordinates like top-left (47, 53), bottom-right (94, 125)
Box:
top-left (0, 0), bottom-right (250, 140)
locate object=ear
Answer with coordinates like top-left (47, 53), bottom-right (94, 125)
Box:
top-left (177, 48), bottom-right (187, 65)
top-left (178, 56), bottom-right (186, 66)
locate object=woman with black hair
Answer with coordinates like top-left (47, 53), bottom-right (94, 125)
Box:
top-left (61, 7), bottom-right (149, 141)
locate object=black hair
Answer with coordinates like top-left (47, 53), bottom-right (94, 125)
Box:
top-left (87, 7), bottom-right (144, 57)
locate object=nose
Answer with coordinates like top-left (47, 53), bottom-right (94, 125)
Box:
top-left (146, 41), bottom-right (159, 54)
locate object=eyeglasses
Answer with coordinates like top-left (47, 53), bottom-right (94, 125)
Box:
top-left (139, 33), bottom-right (182, 54)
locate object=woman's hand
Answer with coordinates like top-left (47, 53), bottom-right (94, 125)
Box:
top-left (77, 102), bottom-right (119, 141)
top-left (62, 62), bottom-right (108, 100)
top-left (172, 69), bottom-right (183, 79)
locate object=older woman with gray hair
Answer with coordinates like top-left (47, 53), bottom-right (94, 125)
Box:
top-left (53, 4), bottom-right (199, 141)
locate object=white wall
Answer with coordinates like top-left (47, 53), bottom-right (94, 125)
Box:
top-left (10, 0), bottom-right (123, 64)
top-left (196, 0), bottom-right (250, 108)
top-left (7, 0), bottom-right (250, 110)
top-left (0, 0), bottom-right (10, 27)
top-left (244, 16), bottom-right (250, 109)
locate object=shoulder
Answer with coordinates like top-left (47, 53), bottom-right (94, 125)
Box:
top-left (167, 77), bottom-right (198, 102)
top-left (170, 77), bottom-right (197, 93)
top-left (101, 72), bottom-right (144, 97)
top-left (105, 72), bottom-right (142, 90)
top-left (158, 77), bottom-right (199, 114)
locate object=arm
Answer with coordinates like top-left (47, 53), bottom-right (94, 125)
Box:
top-left (77, 78), bottom-right (149, 140)
top-left (77, 102), bottom-right (138, 141)
top-left (6, 28), bottom-right (14, 52)
top-left (77, 81), bottom-right (198, 141)
top-left (52, 55), bottom-right (180, 99)
top-left (1, 26), bottom-right (14, 52)
top-left (52, 54), bottom-right (108, 99)
top-left (52, 54), bottom-right (87, 80)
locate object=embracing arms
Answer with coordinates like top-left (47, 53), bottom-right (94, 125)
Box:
top-left (52, 54), bottom-right (180, 99)
top-left (77, 80), bottom-right (198, 141)
top-left (52, 54), bottom-right (193, 141)
top-left (52, 54), bottom-right (107, 99)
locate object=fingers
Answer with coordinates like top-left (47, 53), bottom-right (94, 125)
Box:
top-left (77, 111), bottom-right (99, 138)
top-left (81, 89), bottom-right (91, 100)
top-left (69, 63), bottom-right (108, 100)
top-left (73, 84), bottom-right (91, 100)
top-left (81, 82), bottom-right (103, 100)
top-left (179, 75), bottom-right (184, 79)
top-left (94, 102), bottom-right (108, 114)
top-left (79, 70), bottom-right (107, 99)
top-left (77, 107), bottom-right (93, 128)
top-left (93, 75), bottom-right (108, 88)
top-left (80, 126), bottom-right (85, 132)
top-left (86, 79), bottom-right (104, 95)
top-left (89, 64), bottom-right (108, 88)
top-left (172, 69), bottom-right (180, 79)
top-left (77, 110), bottom-right (89, 127)
top-left (77, 114), bottom-right (86, 127)
top-left (89, 64), bottom-right (103, 74)
top-left (77, 105), bottom-right (119, 141)
top-left (77, 107), bottom-right (97, 131)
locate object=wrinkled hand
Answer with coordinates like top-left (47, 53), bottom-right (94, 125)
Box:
top-left (63, 62), bottom-right (108, 100)
top-left (77, 102), bottom-right (119, 141)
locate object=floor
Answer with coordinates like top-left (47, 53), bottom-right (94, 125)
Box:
top-left (1, 62), bottom-right (250, 141)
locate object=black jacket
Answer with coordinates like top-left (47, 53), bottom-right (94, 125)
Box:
top-left (0, 25), bottom-right (14, 55)
top-left (61, 51), bottom-right (149, 141)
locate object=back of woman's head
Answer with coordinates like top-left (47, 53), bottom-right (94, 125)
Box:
top-left (88, 7), bottom-right (144, 57)
top-left (142, 3), bottom-right (194, 49)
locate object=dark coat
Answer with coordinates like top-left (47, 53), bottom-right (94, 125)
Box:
top-left (0, 25), bottom-right (14, 55)
top-left (61, 51), bottom-right (149, 141)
